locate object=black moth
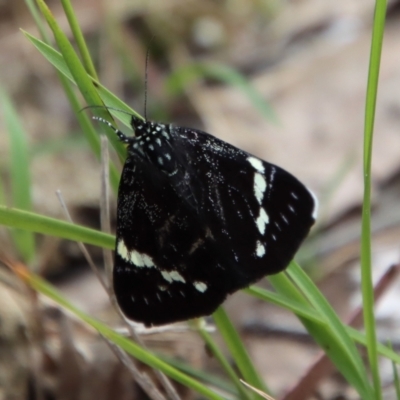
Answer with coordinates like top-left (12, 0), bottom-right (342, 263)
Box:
top-left (95, 115), bottom-right (317, 326)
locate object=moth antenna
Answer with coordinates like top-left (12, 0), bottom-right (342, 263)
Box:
top-left (92, 116), bottom-right (133, 144)
top-left (144, 46), bottom-right (150, 122)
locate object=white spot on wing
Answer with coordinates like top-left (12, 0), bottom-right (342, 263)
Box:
top-left (117, 240), bottom-right (154, 268)
top-left (117, 239), bottom-right (129, 261)
top-left (161, 270), bottom-right (186, 283)
top-left (255, 241), bottom-right (266, 257)
top-left (256, 208), bottom-right (269, 234)
top-left (193, 281), bottom-right (208, 292)
top-left (247, 156), bottom-right (265, 173)
top-left (254, 173), bottom-right (267, 204)
top-left (308, 189), bottom-right (319, 220)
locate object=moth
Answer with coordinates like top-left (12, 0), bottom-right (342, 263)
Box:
top-left (95, 115), bottom-right (317, 326)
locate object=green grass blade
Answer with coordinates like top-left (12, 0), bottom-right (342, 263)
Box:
top-left (270, 268), bottom-right (373, 399)
top-left (159, 354), bottom-right (237, 395)
top-left (195, 319), bottom-right (253, 400)
top-left (287, 264), bottom-right (368, 377)
top-left (212, 307), bottom-right (268, 398)
top-left (60, 0), bottom-right (98, 79)
top-left (21, 34), bottom-right (121, 192)
top-left (166, 63), bottom-right (278, 124)
top-left (22, 32), bottom-right (141, 128)
top-left (19, 270), bottom-right (225, 400)
top-left (391, 342), bottom-right (400, 400)
top-left (35, 0), bottom-right (126, 160)
top-left (0, 87), bottom-right (35, 264)
top-left (361, 1), bottom-right (387, 398)
top-left (349, 329), bottom-right (400, 364)
top-left (244, 286), bottom-right (324, 324)
top-left (0, 206), bottom-right (113, 249)
top-left (24, 0), bottom-right (50, 41)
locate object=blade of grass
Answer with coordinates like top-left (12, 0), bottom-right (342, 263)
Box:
top-left (287, 264), bottom-right (369, 380)
top-left (22, 32), bottom-right (140, 129)
top-left (244, 286), bottom-right (324, 324)
top-left (159, 354), bottom-right (237, 395)
top-left (22, 32), bottom-right (120, 193)
top-left (0, 206), bottom-right (113, 249)
top-left (194, 318), bottom-right (254, 400)
top-left (212, 307), bottom-right (268, 399)
top-left (24, 0), bottom-right (50, 41)
top-left (60, 0), bottom-right (98, 79)
top-left (269, 267), bottom-right (373, 400)
top-left (15, 267), bottom-right (225, 400)
top-left (0, 87), bottom-right (35, 264)
top-left (390, 343), bottom-right (400, 400)
top-left (349, 328), bottom-right (400, 364)
top-left (35, 0), bottom-right (126, 161)
top-left (361, 1), bottom-right (387, 398)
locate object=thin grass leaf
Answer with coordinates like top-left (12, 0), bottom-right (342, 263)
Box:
top-left (166, 63), bottom-right (278, 124)
top-left (0, 206), bottom-right (113, 249)
top-left (60, 0), bottom-right (98, 79)
top-left (21, 34), bottom-right (122, 192)
top-left (194, 319), bottom-right (253, 400)
top-left (22, 32), bottom-right (140, 129)
top-left (16, 267), bottom-right (225, 400)
top-left (0, 87), bottom-right (35, 264)
top-left (288, 264), bottom-right (368, 377)
top-left (391, 342), bottom-right (400, 400)
top-left (24, 0), bottom-right (50, 41)
top-left (244, 286), bottom-right (324, 324)
top-left (159, 354), bottom-right (237, 395)
top-left (212, 307), bottom-right (268, 399)
top-left (270, 268), bottom-right (373, 400)
top-left (35, 0), bottom-right (127, 161)
top-left (361, 1), bottom-right (387, 398)
top-left (348, 329), bottom-right (400, 364)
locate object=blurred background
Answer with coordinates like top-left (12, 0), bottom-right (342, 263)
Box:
top-left (1, 0), bottom-right (400, 399)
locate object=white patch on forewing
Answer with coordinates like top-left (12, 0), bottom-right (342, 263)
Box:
top-left (117, 240), bottom-right (154, 268)
top-left (308, 189), bottom-right (319, 220)
top-left (247, 156), bottom-right (265, 173)
top-left (117, 239), bottom-right (129, 260)
top-left (256, 208), bottom-right (269, 234)
top-left (255, 241), bottom-right (266, 257)
top-left (193, 281), bottom-right (208, 292)
top-left (254, 173), bottom-right (267, 204)
top-left (161, 269), bottom-right (186, 284)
